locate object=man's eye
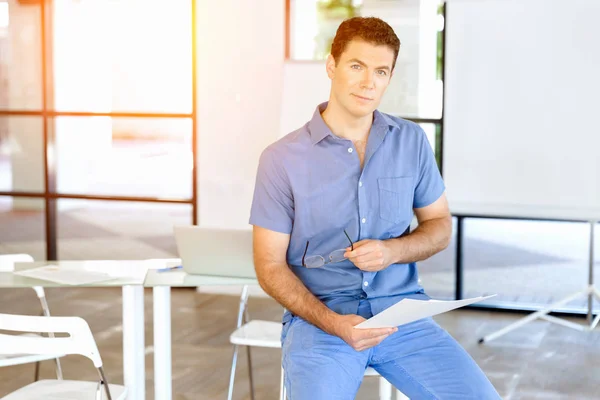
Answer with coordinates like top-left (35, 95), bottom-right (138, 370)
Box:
top-left (377, 70), bottom-right (387, 76)
top-left (351, 64), bottom-right (361, 69)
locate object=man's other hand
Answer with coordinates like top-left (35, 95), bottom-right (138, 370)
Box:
top-left (344, 239), bottom-right (393, 272)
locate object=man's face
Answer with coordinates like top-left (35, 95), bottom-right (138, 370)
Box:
top-left (326, 39), bottom-right (395, 118)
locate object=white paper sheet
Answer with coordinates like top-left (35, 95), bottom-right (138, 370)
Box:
top-left (13, 265), bottom-right (115, 285)
top-left (81, 260), bottom-right (166, 280)
top-left (355, 295), bottom-right (497, 329)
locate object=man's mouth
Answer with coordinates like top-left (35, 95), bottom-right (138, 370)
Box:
top-left (352, 94), bottom-right (374, 101)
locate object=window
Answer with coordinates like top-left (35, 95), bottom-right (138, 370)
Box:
top-left (288, 0), bottom-right (444, 119)
top-left (0, 0), bottom-right (196, 260)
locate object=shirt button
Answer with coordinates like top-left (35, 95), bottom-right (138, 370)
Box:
top-left (361, 218), bottom-right (366, 223)
top-left (359, 181), bottom-right (363, 187)
top-left (348, 148), bottom-right (353, 153)
top-left (363, 281), bottom-right (369, 287)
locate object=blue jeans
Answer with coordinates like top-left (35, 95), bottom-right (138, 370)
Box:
top-left (281, 301), bottom-right (500, 400)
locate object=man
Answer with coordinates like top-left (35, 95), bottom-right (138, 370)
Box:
top-left (249, 16), bottom-right (500, 399)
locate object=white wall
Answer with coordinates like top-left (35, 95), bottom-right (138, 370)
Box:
top-left (196, 0), bottom-right (285, 229)
top-left (279, 62), bottom-right (330, 138)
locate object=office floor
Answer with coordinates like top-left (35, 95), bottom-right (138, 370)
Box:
top-left (0, 287), bottom-right (598, 400)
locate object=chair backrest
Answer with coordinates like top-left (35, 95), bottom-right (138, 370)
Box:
top-left (0, 254), bottom-right (34, 272)
top-left (0, 254), bottom-right (46, 299)
top-left (0, 313), bottom-right (103, 368)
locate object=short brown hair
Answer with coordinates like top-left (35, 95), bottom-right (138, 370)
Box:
top-left (331, 17), bottom-right (401, 70)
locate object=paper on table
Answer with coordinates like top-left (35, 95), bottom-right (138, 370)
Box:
top-left (13, 265), bottom-right (115, 285)
top-left (355, 295), bottom-right (497, 329)
top-left (81, 260), bottom-right (158, 280)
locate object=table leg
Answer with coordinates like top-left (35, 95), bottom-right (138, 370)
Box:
top-left (154, 286), bottom-right (172, 400)
top-left (122, 286), bottom-right (145, 400)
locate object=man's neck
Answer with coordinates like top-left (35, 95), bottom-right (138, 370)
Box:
top-left (321, 100), bottom-right (373, 143)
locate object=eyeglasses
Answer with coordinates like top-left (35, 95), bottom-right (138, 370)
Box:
top-left (302, 230), bottom-right (354, 269)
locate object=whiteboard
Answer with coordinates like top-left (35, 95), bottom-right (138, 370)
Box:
top-left (443, 0), bottom-right (600, 221)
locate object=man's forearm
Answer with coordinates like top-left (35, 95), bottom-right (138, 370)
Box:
top-left (386, 216), bottom-right (452, 264)
top-left (255, 262), bottom-right (340, 335)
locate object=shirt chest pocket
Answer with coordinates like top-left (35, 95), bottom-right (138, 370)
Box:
top-left (378, 177), bottom-right (414, 224)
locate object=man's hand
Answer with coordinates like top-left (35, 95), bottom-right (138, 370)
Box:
top-left (344, 239), bottom-right (394, 272)
top-left (333, 314), bottom-right (397, 352)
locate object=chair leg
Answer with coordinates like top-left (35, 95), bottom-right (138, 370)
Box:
top-left (34, 361), bottom-right (40, 381)
top-left (54, 357), bottom-right (63, 380)
top-left (246, 346), bottom-right (255, 400)
top-left (227, 344), bottom-right (240, 400)
top-left (38, 292), bottom-right (63, 380)
top-left (379, 377), bottom-right (392, 400)
top-left (241, 305), bottom-right (255, 400)
top-left (34, 309), bottom-right (43, 382)
top-left (97, 367), bottom-right (113, 400)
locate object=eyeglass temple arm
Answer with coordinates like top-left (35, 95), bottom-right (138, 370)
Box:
top-left (343, 230), bottom-right (354, 251)
top-left (302, 241), bottom-right (310, 266)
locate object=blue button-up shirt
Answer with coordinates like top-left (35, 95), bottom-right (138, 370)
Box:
top-left (249, 102), bottom-right (445, 323)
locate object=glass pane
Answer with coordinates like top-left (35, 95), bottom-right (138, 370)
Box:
top-left (418, 122), bottom-right (436, 154)
top-left (418, 216), bottom-right (456, 300)
top-left (0, 195), bottom-right (45, 260)
top-left (57, 199), bottom-right (190, 260)
top-left (418, 122), bottom-right (441, 170)
top-left (0, 116), bottom-right (44, 192)
top-left (0, 0), bottom-right (43, 110)
top-left (54, 116), bottom-right (192, 199)
top-left (289, 0), bottom-right (444, 118)
top-left (53, 0), bottom-right (192, 113)
top-left (463, 218), bottom-right (600, 314)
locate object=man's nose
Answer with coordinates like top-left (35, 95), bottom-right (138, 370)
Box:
top-left (360, 72), bottom-right (375, 89)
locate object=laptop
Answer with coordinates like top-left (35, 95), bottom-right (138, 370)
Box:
top-left (173, 226), bottom-right (256, 278)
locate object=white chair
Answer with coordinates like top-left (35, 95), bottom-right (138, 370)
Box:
top-left (0, 254), bottom-right (64, 381)
top-left (0, 312), bottom-right (127, 400)
top-left (227, 285), bottom-right (410, 400)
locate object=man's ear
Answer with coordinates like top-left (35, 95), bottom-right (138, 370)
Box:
top-left (326, 54), bottom-right (336, 80)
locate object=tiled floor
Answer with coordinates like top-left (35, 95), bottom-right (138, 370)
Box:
top-left (0, 287), bottom-right (598, 399)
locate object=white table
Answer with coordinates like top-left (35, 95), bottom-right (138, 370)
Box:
top-left (144, 266), bottom-right (257, 400)
top-left (2, 260), bottom-right (151, 400)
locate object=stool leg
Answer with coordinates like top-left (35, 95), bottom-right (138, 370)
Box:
top-left (34, 361), bottom-right (40, 381)
top-left (396, 388), bottom-right (410, 399)
top-left (227, 344), bottom-right (240, 400)
top-left (379, 377), bottom-right (392, 400)
top-left (246, 346), bottom-right (255, 400)
top-left (280, 367), bottom-right (286, 400)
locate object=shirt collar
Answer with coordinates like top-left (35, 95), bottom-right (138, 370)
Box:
top-left (307, 102), bottom-right (331, 145)
top-left (308, 101), bottom-right (399, 145)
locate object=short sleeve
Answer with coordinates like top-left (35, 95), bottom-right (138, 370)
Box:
top-left (413, 127), bottom-right (446, 208)
top-left (249, 148), bottom-right (294, 233)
